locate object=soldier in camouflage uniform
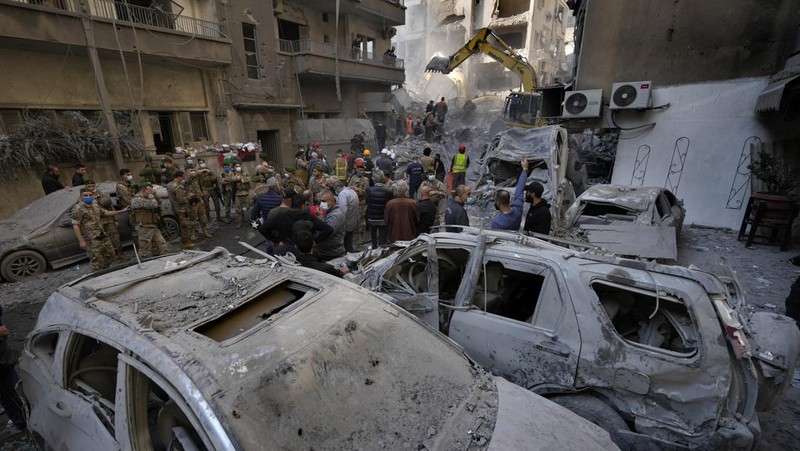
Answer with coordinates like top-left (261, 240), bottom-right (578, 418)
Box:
top-left (184, 165), bottom-right (213, 239)
top-left (131, 183), bottom-right (168, 258)
top-left (86, 180), bottom-right (128, 261)
top-left (308, 165), bottom-right (329, 203)
top-left (116, 168), bottom-right (134, 208)
top-left (196, 158), bottom-right (222, 222)
top-left (420, 167), bottom-right (447, 226)
top-left (167, 171), bottom-right (195, 249)
top-left (232, 164), bottom-right (253, 228)
top-left (72, 187), bottom-right (127, 271)
top-left (219, 163), bottom-right (235, 221)
top-left (348, 160), bottom-right (370, 243)
top-left (283, 167), bottom-right (306, 195)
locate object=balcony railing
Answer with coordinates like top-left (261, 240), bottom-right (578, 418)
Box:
top-left (7, 0), bottom-right (224, 39)
top-left (279, 38), bottom-right (404, 70)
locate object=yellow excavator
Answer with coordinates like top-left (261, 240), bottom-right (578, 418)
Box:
top-left (425, 28), bottom-right (541, 128)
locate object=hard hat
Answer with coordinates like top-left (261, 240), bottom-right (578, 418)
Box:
top-left (363, 149), bottom-right (371, 156)
top-left (312, 142), bottom-right (320, 148)
top-left (354, 158), bottom-right (365, 167)
top-left (381, 148), bottom-right (390, 154)
top-left (459, 145), bottom-right (466, 153)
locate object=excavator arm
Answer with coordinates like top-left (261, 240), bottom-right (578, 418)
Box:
top-left (425, 28), bottom-right (537, 92)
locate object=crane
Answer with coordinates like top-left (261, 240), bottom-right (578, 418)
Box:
top-left (426, 28), bottom-right (542, 128)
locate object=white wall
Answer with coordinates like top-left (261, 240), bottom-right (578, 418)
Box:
top-left (609, 77), bottom-right (771, 229)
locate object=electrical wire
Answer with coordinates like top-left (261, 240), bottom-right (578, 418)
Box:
top-left (610, 109), bottom-right (657, 131)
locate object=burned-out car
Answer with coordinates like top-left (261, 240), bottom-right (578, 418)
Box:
top-left (564, 185), bottom-right (685, 260)
top-left (0, 182), bottom-right (179, 282)
top-left (18, 248), bottom-right (617, 450)
top-left (476, 125), bottom-right (578, 230)
top-left (355, 229), bottom-right (800, 449)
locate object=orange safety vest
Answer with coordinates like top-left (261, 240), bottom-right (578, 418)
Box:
top-left (453, 153), bottom-right (468, 173)
top-left (335, 157), bottom-right (348, 180)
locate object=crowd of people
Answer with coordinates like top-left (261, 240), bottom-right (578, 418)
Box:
top-left (44, 141), bottom-right (553, 280)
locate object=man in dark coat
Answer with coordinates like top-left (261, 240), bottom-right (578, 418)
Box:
top-left (365, 170), bottom-right (394, 247)
top-left (523, 181), bottom-right (552, 235)
top-left (405, 156), bottom-right (424, 199)
top-left (374, 121), bottom-right (388, 151)
top-left (0, 305), bottom-right (26, 432)
top-left (445, 184), bottom-right (471, 232)
top-left (293, 229), bottom-right (349, 278)
top-left (251, 177), bottom-right (282, 224)
top-left (41, 165), bottom-right (65, 195)
top-left (72, 163), bottom-right (87, 186)
top-left (384, 180), bottom-right (419, 242)
top-left (417, 186), bottom-right (437, 235)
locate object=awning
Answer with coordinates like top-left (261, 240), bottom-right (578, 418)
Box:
top-left (755, 74), bottom-right (800, 114)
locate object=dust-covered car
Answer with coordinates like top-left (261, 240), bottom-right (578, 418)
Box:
top-left (354, 229), bottom-right (800, 450)
top-left (0, 182), bottom-right (179, 282)
top-left (17, 248), bottom-right (617, 450)
top-left (475, 125), bottom-right (578, 231)
top-left (564, 184), bottom-right (685, 260)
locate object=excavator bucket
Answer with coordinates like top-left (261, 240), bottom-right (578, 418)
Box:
top-left (425, 56), bottom-right (453, 73)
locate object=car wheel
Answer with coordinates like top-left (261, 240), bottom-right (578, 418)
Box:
top-left (550, 394), bottom-right (630, 439)
top-left (1, 250), bottom-right (47, 282)
top-left (160, 217), bottom-right (180, 242)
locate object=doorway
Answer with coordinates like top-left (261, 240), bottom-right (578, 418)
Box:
top-left (257, 130), bottom-right (282, 167)
top-left (153, 113), bottom-right (175, 155)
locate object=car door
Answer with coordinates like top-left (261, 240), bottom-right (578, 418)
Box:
top-left (39, 332), bottom-right (121, 450)
top-left (447, 243), bottom-right (581, 392)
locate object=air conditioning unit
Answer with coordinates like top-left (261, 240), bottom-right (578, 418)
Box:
top-left (610, 81), bottom-right (652, 110)
top-left (561, 89), bottom-right (603, 118)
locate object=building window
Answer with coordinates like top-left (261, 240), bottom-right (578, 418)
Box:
top-left (324, 35), bottom-right (330, 43)
top-left (242, 23), bottom-right (260, 79)
top-left (189, 113), bottom-right (209, 141)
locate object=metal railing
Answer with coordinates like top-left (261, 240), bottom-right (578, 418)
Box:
top-left (278, 38), bottom-right (404, 70)
top-left (8, 0), bottom-right (223, 39)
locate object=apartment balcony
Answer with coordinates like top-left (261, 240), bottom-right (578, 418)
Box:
top-left (280, 38), bottom-right (405, 85)
top-left (286, 0), bottom-right (405, 27)
top-left (0, 0), bottom-right (230, 67)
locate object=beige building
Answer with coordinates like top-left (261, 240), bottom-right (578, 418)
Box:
top-left (395, 0), bottom-right (568, 103)
top-left (0, 0), bottom-right (404, 218)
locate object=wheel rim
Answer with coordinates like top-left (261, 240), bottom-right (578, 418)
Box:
top-left (11, 255), bottom-right (43, 278)
top-left (164, 219), bottom-right (180, 241)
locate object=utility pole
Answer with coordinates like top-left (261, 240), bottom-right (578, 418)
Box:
top-left (79, 1), bottom-right (125, 169)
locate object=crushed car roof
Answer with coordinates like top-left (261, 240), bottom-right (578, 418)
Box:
top-left (57, 248), bottom-right (504, 450)
top-left (486, 125), bottom-right (566, 162)
top-left (575, 185), bottom-right (664, 211)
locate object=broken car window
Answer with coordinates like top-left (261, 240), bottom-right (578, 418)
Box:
top-left (65, 334), bottom-right (120, 435)
top-left (31, 332), bottom-right (59, 370)
top-left (473, 258), bottom-right (558, 327)
top-left (591, 281), bottom-right (698, 356)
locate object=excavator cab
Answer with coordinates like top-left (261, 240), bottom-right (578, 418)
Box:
top-left (503, 92), bottom-right (542, 128)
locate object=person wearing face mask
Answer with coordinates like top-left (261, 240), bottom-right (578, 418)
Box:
top-left (71, 188), bottom-right (127, 271)
top-left (420, 167), bottom-right (447, 227)
top-left (86, 180), bottom-right (128, 261)
top-left (167, 171), bottom-right (196, 249)
top-left (336, 181), bottom-right (361, 252)
top-left (196, 158), bottom-right (223, 223)
top-left (523, 181), bottom-right (551, 235)
top-left (491, 158), bottom-right (529, 231)
top-left (314, 190), bottom-right (347, 261)
top-left (116, 168), bottom-right (134, 208)
top-left (130, 183), bottom-right (168, 258)
top-left (445, 184), bottom-right (471, 233)
top-left (284, 167), bottom-right (306, 195)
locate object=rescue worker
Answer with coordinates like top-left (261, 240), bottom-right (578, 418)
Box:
top-left (334, 149), bottom-right (349, 182)
top-left (130, 183), bottom-right (168, 258)
top-left (72, 187), bottom-right (127, 271)
top-left (234, 164), bottom-right (253, 228)
top-left (362, 149), bottom-right (375, 184)
top-left (167, 170), bottom-right (195, 249)
top-left (255, 160), bottom-right (275, 182)
top-left (185, 163), bottom-right (213, 239)
top-left (196, 158), bottom-right (222, 222)
top-left (86, 180), bottom-right (128, 261)
top-left (450, 145), bottom-right (470, 196)
top-left (376, 149), bottom-right (394, 180)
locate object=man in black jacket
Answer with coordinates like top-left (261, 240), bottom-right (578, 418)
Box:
top-left (258, 193), bottom-right (333, 255)
top-left (41, 165), bottom-right (65, 195)
top-left (417, 186), bottom-right (436, 235)
top-left (365, 170), bottom-right (394, 247)
top-left (293, 229), bottom-right (349, 278)
top-left (523, 181), bottom-right (551, 235)
top-left (0, 305), bottom-right (26, 433)
top-left (444, 184), bottom-right (471, 232)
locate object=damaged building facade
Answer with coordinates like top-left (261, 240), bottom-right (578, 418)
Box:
top-left (395, 0), bottom-right (569, 104)
top-left (0, 0), bottom-right (404, 219)
top-left (564, 0), bottom-right (800, 229)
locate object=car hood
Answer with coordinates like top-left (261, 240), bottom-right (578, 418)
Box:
top-left (0, 218), bottom-right (42, 254)
top-left (572, 185), bottom-right (661, 212)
